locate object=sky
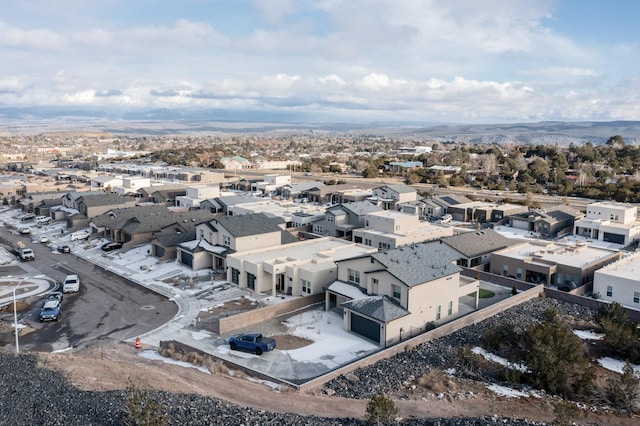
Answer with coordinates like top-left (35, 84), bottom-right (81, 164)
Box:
top-left (1, 0), bottom-right (639, 124)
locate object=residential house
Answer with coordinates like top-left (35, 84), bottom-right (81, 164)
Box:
top-left (281, 181), bottom-right (325, 201)
top-left (508, 205), bottom-right (583, 238)
top-left (178, 213), bottom-right (294, 271)
top-left (574, 201), bottom-right (640, 245)
top-left (326, 242), bottom-right (479, 347)
top-left (136, 183), bottom-right (187, 204)
top-left (226, 237), bottom-right (377, 296)
top-left (353, 210), bottom-right (453, 250)
top-left (91, 174), bottom-right (123, 191)
top-left (490, 240), bottom-right (621, 290)
top-left (400, 194), bottom-right (472, 220)
top-left (447, 201), bottom-right (528, 224)
top-left (221, 156), bottom-right (251, 170)
top-left (115, 176), bottom-right (151, 196)
top-left (251, 174), bottom-right (291, 195)
top-left (439, 229), bottom-right (519, 268)
top-left (91, 205), bottom-right (217, 248)
top-left (369, 184), bottom-right (417, 210)
top-left (313, 201), bottom-right (383, 239)
top-left (175, 185), bottom-right (221, 209)
top-left (593, 252), bottom-right (640, 310)
top-left (305, 183), bottom-right (371, 205)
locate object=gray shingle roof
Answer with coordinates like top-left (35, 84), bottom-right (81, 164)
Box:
top-left (92, 205), bottom-right (217, 235)
top-left (213, 213), bottom-right (284, 237)
top-left (342, 296), bottom-right (409, 322)
top-left (441, 229), bottom-right (517, 257)
top-left (80, 193), bottom-right (132, 207)
top-left (339, 201), bottom-right (382, 215)
top-left (371, 243), bottom-right (461, 286)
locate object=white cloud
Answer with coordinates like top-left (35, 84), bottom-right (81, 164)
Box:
top-left (0, 21), bottom-right (65, 50)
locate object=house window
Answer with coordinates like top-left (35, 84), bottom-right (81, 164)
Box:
top-left (365, 220), bottom-right (369, 227)
top-left (502, 265), bottom-right (508, 276)
top-left (365, 238), bottom-right (372, 246)
top-left (223, 235), bottom-right (231, 247)
top-left (392, 284), bottom-right (400, 300)
top-left (371, 278), bottom-right (378, 295)
top-left (436, 305), bottom-right (441, 320)
top-left (379, 242), bottom-right (390, 250)
top-left (348, 268), bottom-right (361, 285)
top-left (447, 301), bottom-right (453, 316)
top-left (231, 268), bottom-right (239, 285)
top-left (301, 279), bottom-right (311, 294)
top-left (247, 272), bottom-right (256, 290)
top-left (634, 292), bottom-right (640, 304)
top-left (327, 214), bottom-right (334, 223)
top-left (606, 285), bottom-right (613, 297)
top-left (516, 268), bottom-right (522, 279)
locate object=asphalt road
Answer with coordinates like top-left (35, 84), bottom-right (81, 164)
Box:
top-left (0, 227), bottom-right (178, 352)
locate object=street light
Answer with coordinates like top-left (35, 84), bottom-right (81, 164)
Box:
top-left (12, 283), bottom-right (20, 354)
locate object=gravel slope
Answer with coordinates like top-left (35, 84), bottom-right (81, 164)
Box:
top-left (0, 297), bottom-right (593, 425)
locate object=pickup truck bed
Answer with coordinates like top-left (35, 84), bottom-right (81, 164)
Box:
top-left (228, 332), bottom-right (276, 355)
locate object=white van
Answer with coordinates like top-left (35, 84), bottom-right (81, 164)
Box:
top-left (62, 274), bottom-right (80, 293)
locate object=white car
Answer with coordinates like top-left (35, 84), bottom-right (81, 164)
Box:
top-left (35, 215), bottom-right (51, 224)
top-left (39, 235), bottom-right (50, 243)
top-left (70, 231), bottom-right (91, 241)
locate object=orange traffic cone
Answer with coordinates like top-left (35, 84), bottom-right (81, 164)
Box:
top-left (135, 337), bottom-right (141, 349)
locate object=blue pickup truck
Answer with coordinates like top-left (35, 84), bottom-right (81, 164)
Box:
top-left (228, 332), bottom-right (276, 355)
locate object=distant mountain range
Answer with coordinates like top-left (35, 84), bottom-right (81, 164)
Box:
top-left (0, 105), bottom-right (638, 145)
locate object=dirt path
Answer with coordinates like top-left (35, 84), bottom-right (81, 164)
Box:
top-left (38, 342), bottom-right (635, 425)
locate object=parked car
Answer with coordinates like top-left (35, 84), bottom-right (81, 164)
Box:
top-left (39, 235), bottom-right (50, 243)
top-left (57, 245), bottom-right (71, 253)
top-left (62, 274), bottom-right (80, 293)
top-left (46, 291), bottom-right (64, 303)
top-left (19, 227), bottom-right (31, 234)
top-left (228, 332), bottom-right (276, 355)
top-left (101, 241), bottom-right (123, 252)
top-left (35, 215), bottom-right (51, 225)
top-left (39, 300), bottom-right (61, 322)
top-left (70, 230), bottom-right (90, 241)
top-left (20, 213), bottom-right (35, 222)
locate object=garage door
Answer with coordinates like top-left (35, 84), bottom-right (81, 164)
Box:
top-left (350, 313), bottom-right (381, 344)
top-left (181, 252), bottom-right (193, 267)
top-left (603, 232), bottom-right (625, 244)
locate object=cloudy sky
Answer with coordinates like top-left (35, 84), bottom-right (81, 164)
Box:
top-left (1, 0), bottom-right (639, 124)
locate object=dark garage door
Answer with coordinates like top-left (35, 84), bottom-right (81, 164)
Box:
top-left (350, 313), bottom-right (381, 344)
top-left (603, 232), bottom-right (625, 244)
top-left (181, 252), bottom-right (193, 267)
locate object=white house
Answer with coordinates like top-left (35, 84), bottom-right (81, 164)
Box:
top-left (175, 185), bottom-right (221, 209)
top-left (574, 201), bottom-right (640, 245)
top-left (593, 252), bottom-right (640, 310)
top-left (353, 210), bottom-right (453, 250)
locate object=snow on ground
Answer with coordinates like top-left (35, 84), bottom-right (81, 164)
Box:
top-left (281, 309), bottom-right (378, 367)
top-left (472, 346), bottom-right (529, 373)
top-left (486, 384), bottom-right (532, 398)
top-left (138, 349), bottom-right (211, 374)
top-left (596, 357), bottom-right (640, 375)
top-left (573, 329), bottom-right (605, 340)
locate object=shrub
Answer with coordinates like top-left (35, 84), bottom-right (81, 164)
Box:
top-left (121, 379), bottom-right (169, 426)
top-left (605, 360), bottom-right (640, 413)
top-left (596, 303), bottom-right (640, 363)
top-left (365, 394), bottom-right (398, 425)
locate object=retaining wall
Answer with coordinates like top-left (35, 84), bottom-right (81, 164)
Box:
top-left (298, 285), bottom-right (541, 392)
top-left (217, 293), bottom-right (324, 334)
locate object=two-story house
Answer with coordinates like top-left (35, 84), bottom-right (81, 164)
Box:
top-left (177, 213), bottom-right (295, 271)
top-left (574, 201), bottom-right (640, 245)
top-left (313, 201), bottom-right (382, 239)
top-left (369, 184), bottom-right (417, 210)
top-left (175, 185), bottom-right (221, 209)
top-left (353, 210), bottom-right (453, 250)
top-left (326, 242), bottom-right (480, 347)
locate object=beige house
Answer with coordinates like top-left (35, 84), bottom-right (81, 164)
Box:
top-left (225, 237), bottom-right (378, 296)
top-left (490, 240), bottom-right (621, 291)
top-left (327, 243), bottom-right (480, 347)
top-left (178, 213), bottom-right (292, 271)
top-left (353, 210), bottom-right (453, 250)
